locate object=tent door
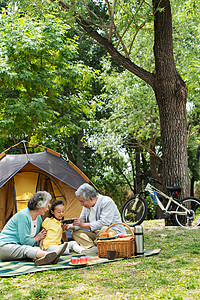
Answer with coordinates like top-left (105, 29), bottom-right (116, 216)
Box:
top-left (36, 173), bottom-right (56, 201)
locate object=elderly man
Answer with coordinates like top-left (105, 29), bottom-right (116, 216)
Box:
top-left (66, 183), bottom-right (126, 253)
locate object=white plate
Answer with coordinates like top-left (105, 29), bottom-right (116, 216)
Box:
top-left (69, 262), bottom-right (88, 266)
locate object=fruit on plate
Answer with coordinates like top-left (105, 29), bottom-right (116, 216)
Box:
top-left (80, 257), bottom-right (87, 264)
top-left (70, 257), bottom-right (80, 264)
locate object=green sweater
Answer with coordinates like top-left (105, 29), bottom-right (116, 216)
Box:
top-left (0, 208), bottom-right (42, 246)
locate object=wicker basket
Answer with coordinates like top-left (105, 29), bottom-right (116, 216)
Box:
top-left (97, 222), bottom-right (135, 258)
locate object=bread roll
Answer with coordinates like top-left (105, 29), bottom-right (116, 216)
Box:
top-left (99, 232), bottom-right (109, 238)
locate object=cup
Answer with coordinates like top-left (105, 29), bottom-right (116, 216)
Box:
top-left (107, 250), bottom-right (117, 260)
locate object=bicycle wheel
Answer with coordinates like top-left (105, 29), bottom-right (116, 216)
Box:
top-left (121, 196), bottom-right (148, 227)
top-left (174, 197), bottom-right (200, 227)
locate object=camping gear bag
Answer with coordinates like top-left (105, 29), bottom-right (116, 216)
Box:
top-left (97, 222), bottom-right (135, 258)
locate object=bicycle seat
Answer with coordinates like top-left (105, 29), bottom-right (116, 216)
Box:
top-left (167, 186), bottom-right (181, 194)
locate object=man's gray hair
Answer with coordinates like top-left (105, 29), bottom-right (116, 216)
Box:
top-left (75, 183), bottom-right (97, 200)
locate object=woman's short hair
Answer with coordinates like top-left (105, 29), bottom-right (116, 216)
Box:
top-left (75, 183), bottom-right (97, 200)
top-left (28, 191), bottom-right (52, 210)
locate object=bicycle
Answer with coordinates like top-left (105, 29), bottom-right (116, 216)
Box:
top-left (121, 176), bottom-right (200, 227)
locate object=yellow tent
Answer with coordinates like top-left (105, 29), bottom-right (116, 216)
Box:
top-left (0, 141), bottom-right (97, 231)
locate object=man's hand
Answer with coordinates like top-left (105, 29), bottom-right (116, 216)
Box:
top-left (73, 218), bottom-right (91, 229)
top-left (62, 218), bottom-right (91, 230)
top-left (73, 218), bottom-right (84, 227)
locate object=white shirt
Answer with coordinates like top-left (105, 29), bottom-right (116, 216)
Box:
top-left (30, 219), bottom-right (37, 238)
top-left (89, 206), bottom-right (96, 223)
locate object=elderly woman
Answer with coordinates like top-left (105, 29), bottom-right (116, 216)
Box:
top-left (0, 191), bottom-right (67, 266)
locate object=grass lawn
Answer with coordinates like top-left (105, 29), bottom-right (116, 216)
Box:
top-left (0, 220), bottom-right (200, 299)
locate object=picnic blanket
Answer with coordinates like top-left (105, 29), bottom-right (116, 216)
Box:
top-left (0, 248), bottom-right (161, 278)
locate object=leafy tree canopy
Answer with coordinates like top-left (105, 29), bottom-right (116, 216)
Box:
top-left (0, 6), bottom-right (96, 145)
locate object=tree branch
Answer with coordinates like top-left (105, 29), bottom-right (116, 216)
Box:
top-left (55, 0), bottom-right (155, 88)
top-left (115, 164), bottom-right (135, 193)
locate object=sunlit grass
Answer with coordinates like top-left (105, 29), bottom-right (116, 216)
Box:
top-left (0, 220), bottom-right (200, 299)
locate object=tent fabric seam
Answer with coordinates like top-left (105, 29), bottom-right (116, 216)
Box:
top-left (29, 161), bottom-right (86, 190)
top-left (0, 162), bottom-right (28, 189)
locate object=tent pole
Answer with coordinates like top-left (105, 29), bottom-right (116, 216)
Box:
top-left (12, 177), bottom-right (17, 213)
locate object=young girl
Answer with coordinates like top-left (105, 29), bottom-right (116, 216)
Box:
top-left (40, 200), bottom-right (84, 255)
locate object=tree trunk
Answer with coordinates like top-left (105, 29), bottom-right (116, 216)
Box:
top-left (190, 177), bottom-right (195, 196)
top-left (77, 128), bottom-right (84, 169)
top-left (153, 0), bottom-right (189, 197)
top-left (155, 82), bottom-right (189, 197)
top-left (149, 131), bottom-right (163, 183)
top-left (135, 143), bottom-right (142, 193)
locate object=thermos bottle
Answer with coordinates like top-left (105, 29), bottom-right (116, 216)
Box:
top-left (134, 225), bottom-right (144, 256)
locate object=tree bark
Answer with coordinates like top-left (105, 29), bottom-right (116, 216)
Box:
top-left (77, 128), bottom-right (84, 169)
top-left (153, 0), bottom-right (189, 196)
top-left (135, 142), bottom-right (142, 194)
top-left (149, 131), bottom-right (163, 183)
top-left (190, 177), bottom-right (195, 196)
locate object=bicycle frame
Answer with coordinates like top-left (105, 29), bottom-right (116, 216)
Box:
top-left (144, 183), bottom-right (190, 216)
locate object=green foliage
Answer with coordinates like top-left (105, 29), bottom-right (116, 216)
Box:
top-left (172, 0), bottom-right (200, 189)
top-left (188, 139), bottom-right (200, 181)
top-left (173, 0), bottom-right (200, 134)
top-left (84, 58), bottom-right (160, 203)
top-left (63, 0), bottom-right (155, 56)
top-left (97, 64), bottom-right (159, 142)
top-left (0, 7), bottom-right (95, 142)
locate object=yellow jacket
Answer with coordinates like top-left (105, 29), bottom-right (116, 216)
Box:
top-left (42, 217), bottom-right (62, 250)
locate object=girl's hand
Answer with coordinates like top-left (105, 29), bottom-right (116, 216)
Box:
top-left (62, 223), bottom-right (74, 231)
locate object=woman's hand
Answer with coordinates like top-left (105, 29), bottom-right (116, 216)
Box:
top-left (34, 228), bottom-right (46, 243)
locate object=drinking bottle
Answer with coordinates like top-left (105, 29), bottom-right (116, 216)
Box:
top-left (134, 225), bottom-right (144, 256)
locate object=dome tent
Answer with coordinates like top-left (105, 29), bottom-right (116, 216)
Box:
top-left (0, 140), bottom-right (97, 231)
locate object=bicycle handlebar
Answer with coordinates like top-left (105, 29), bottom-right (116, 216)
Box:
top-left (149, 177), bottom-right (162, 185)
top-left (138, 171), bottom-right (162, 186)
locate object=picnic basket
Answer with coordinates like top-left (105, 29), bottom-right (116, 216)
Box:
top-left (97, 222), bottom-right (135, 258)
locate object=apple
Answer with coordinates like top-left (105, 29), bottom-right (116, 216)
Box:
top-left (70, 257), bottom-right (80, 264)
top-left (118, 233), bottom-right (125, 238)
top-left (80, 256), bottom-right (88, 264)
